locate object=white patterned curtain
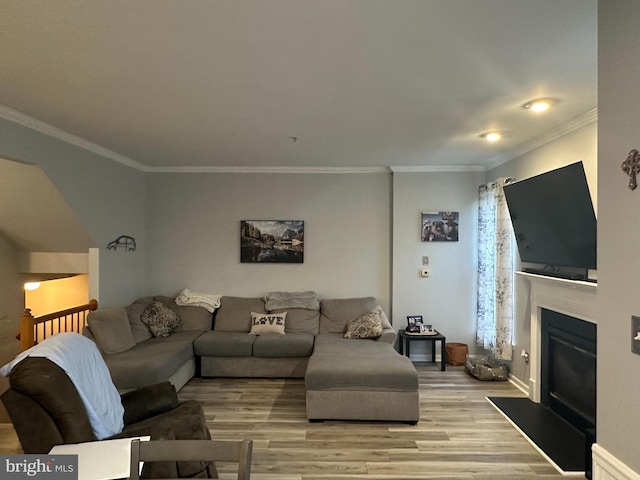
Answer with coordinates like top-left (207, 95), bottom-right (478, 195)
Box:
top-left (476, 178), bottom-right (515, 360)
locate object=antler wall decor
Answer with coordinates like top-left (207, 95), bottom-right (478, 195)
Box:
top-left (621, 149), bottom-right (640, 190)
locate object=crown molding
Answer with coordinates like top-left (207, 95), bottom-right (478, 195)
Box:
top-left (0, 104), bottom-right (148, 171)
top-left (0, 105), bottom-right (389, 174)
top-left (149, 165), bottom-right (390, 174)
top-left (485, 108), bottom-right (598, 170)
top-left (389, 165), bottom-right (485, 173)
top-left (1, 103), bottom-right (598, 175)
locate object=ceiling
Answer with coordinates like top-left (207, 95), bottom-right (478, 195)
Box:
top-left (0, 0), bottom-right (597, 171)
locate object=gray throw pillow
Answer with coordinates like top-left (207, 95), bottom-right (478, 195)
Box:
top-left (87, 307), bottom-right (136, 354)
top-left (141, 301), bottom-right (182, 338)
top-left (343, 309), bottom-right (383, 339)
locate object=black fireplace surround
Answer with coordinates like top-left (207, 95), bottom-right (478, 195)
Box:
top-left (540, 308), bottom-right (597, 433)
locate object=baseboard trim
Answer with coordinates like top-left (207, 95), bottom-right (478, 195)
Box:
top-left (592, 444), bottom-right (640, 480)
top-left (508, 374), bottom-right (529, 396)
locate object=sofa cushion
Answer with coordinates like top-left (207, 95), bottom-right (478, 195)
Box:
top-left (87, 307), bottom-right (136, 354)
top-left (374, 305), bottom-right (393, 330)
top-left (214, 297), bottom-right (265, 332)
top-left (103, 331), bottom-right (201, 391)
top-left (313, 333), bottom-right (389, 355)
top-left (253, 333), bottom-right (314, 358)
top-left (126, 297), bottom-right (155, 343)
top-left (264, 291), bottom-right (319, 311)
top-left (250, 312), bottom-right (286, 335)
top-left (319, 297), bottom-right (378, 334)
top-left (141, 301), bottom-right (183, 338)
top-left (155, 296), bottom-right (213, 332)
top-left (343, 309), bottom-right (383, 339)
top-left (193, 331), bottom-right (256, 357)
top-left (269, 308), bottom-right (320, 335)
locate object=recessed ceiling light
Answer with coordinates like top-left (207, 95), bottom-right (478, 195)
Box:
top-left (480, 131), bottom-right (503, 142)
top-left (523, 98), bottom-right (556, 113)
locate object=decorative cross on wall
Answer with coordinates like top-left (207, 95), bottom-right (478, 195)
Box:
top-left (621, 149), bottom-right (640, 190)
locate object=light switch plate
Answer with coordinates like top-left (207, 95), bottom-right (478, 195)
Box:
top-left (632, 316), bottom-right (640, 355)
top-left (422, 256), bottom-right (429, 266)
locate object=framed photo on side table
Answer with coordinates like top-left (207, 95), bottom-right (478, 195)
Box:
top-left (407, 315), bottom-right (423, 325)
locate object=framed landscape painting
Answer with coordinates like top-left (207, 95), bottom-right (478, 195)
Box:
top-left (241, 220), bottom-right (304, 263)
top-left (421, 211), bottom-right (459, 242)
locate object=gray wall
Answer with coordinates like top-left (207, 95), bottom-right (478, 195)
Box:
top-left (0, 236), bottom-right (22, 353)
top-left (486, 123), bottom-right (597, 384)
top-left (597, 0), bottom-right (640, 471)
top-left (392, 171), bottom-right (485, 359)
top-left (146, 170), bottom-right (485, 340)
top-left (145, 172), bottom-right (392, 311)
top-left (0, 118), bottom-right (147, 307)
top-left (0, 235), bottom-right (22, 419)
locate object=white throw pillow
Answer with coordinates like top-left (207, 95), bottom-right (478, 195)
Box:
top-left (250, 312), bottom-right (287, 335)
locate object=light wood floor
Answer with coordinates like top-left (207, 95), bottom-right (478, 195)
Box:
top-left (0, 364), bottom-right (568, 479)
top-left (183, 364), bottom-right (566, 479)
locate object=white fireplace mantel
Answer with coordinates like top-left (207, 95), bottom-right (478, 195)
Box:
top-left (517, 271), bottom-right (597, 403)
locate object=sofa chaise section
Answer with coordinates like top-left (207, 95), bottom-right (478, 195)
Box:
top-left (305, 334), bottom-right (419, 423)
top-left (84, 295), bottom-right (213, 392)
top-left (304, 298), bottom-right (420, 423)
top-left (102, 330), bottom-right (204, 392)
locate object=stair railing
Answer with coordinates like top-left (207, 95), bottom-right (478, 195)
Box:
top-left (19, 299), bottom-right (98, 351)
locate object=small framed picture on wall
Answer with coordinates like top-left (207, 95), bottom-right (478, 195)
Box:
top-left (421, 211), bottom-right (459, 242)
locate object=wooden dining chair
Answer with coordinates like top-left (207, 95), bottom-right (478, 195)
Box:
top-left (129, 438), bottom-right (253, 480)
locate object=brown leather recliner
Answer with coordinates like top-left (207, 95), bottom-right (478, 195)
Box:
top-left (1, 357), bottom-right (216, 478)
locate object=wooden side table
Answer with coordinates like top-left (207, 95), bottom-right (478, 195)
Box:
top-left (398, 330), bottom-right (446, 371)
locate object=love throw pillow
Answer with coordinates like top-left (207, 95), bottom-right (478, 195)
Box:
top-left (250, 312), bottom-right (287, 335)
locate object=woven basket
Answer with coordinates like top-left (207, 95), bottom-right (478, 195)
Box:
top-left (445, 342), bottom-right (468, 366)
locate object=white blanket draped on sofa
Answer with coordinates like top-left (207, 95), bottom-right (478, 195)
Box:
top-left (175, 288), bottom-right (222, 313)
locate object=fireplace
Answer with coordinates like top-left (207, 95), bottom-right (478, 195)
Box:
top-left (518, 271), bottom-right (597, 404)
top-left (518, 272), bottom-right (598, 476)
top-left (540, 308), bottom-right (596, 433)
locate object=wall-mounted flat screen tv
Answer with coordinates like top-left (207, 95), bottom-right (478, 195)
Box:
top-left (503, 161), bottom-right (597, 271)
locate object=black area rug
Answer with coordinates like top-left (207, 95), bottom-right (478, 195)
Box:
top-left (488, 396), bottom-right (586, 473)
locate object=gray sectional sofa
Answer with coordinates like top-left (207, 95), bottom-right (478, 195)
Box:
top-left (84, 293), bottom-right (420, 423)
